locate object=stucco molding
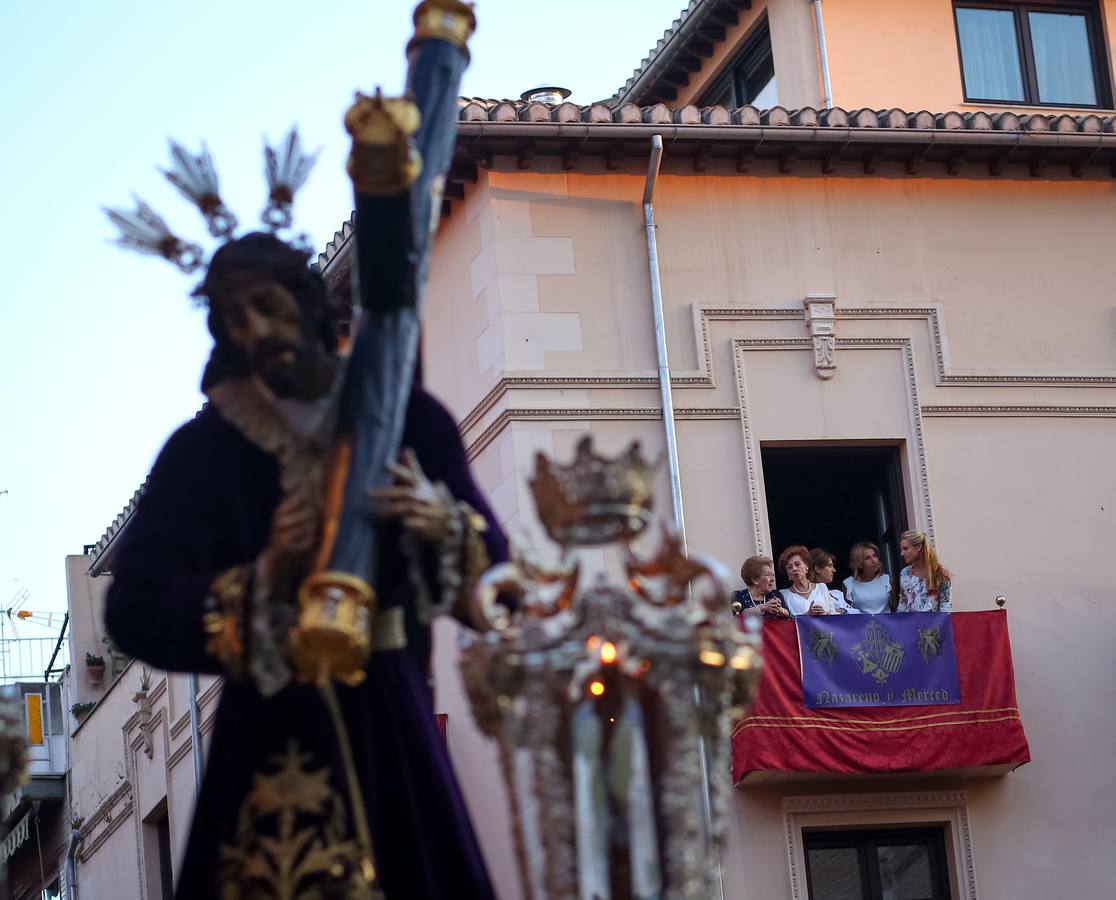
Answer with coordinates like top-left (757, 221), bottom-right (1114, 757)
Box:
top-left (77, 779), bottom-right (134, 864)
top-left (782, 790), bottom-right (977, 900)
top-left (464, 405), bottom-right (740, 460)
top-left (732, 337), bottom-right (935, 548)
top-left (922, 405), bottom-right (1116, 417)
top-left (457, 301), bottom-right (1116, 444)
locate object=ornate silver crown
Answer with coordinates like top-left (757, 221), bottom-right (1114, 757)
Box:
top-left (103, 128), bottom-right (318, 274)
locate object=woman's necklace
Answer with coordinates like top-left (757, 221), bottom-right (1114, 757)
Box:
top-left (791, 581), bottom-right (813, 595)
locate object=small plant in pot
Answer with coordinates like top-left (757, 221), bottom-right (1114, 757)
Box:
top-left (85, 653), bottom-right (106, 686)
top-left (71, 701), bottom-right (95, 720)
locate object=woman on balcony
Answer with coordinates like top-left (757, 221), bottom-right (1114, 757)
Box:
top-left (809, 548), bottom-right (858, 614)
top-left (897, 529), bottom-right (952, 612)
top-left (733, 555), bottom-right (791, 619)
top-left (843, 541), bottom-right (893, 614)
top-left (778, 545), bottom-right (844, 616)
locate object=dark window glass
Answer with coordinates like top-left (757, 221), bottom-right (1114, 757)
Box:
top-left (157, 814), bottom-right (175, 900)
top-left (1029, 11), bottom-right (1098, 104)
top-left (876, 844), bottom-right (934, 899)
top-left (699, 18), bottom-right (777, 108)
top-left (953, 2), bottom-right (1108, 107)
top-left (806, 847), bottom-right (866, 900)
top-left (804, 828), bottom-right (950, 900)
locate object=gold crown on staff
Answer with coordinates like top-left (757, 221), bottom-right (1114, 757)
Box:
top-left (410, 0), bottom-right (477, 59)
top-left (530, 437), bottom-right (656, 547)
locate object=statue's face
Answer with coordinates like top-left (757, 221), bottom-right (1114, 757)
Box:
top-left (216, 271), bottom-right (331, 398)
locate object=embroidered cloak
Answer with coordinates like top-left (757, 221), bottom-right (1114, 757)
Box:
top-left (105, 389), bottom-right (507, 900)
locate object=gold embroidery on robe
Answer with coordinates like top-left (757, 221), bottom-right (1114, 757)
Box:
top-left (218, 741), bottom-right (366, 900)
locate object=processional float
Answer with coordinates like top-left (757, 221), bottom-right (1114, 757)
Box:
top-left (461, 437), bottom-right (763, 900)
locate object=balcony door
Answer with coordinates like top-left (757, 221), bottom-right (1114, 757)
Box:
top-left (760, 445), bottom-right (908, 590)
top-left (804, 827), bottom-right (950, 900)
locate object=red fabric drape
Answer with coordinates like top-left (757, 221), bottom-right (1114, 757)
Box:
top-left (732, 611), bottom-right (1030, 783)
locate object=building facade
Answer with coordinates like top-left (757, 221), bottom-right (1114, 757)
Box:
top-left (320, 0), bottom-right (1116, 897)
top-left (58, 552), bottom-right (217, 900)
top-left (54, 1), bottom-right (1116, 897)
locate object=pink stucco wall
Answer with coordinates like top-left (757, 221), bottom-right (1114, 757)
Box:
top-left (422, 158), bottom-right (1116, 898)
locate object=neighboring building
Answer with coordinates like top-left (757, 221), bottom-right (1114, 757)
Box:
top-left (0, 643), bottom-right (68, 900)
top-left (312, 1), bottom-right (1116, 898)
top-left (57, 548), bottom-right (218, 900)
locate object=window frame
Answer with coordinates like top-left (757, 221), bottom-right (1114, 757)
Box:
top-left (803, 826), bottom-right (951, 900)
top-left (952, 0), bottom-right (1112, 108)
top-left (699, 14), bottom-right (775, 108)
top-left (782, 792), bottom-right (978, 900)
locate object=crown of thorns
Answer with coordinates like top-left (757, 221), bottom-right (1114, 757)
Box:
top-left (103, 127), bottom-right (318, 275)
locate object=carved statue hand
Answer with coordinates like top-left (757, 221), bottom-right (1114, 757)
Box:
top-left (368, 448), bottom-right (450, 542)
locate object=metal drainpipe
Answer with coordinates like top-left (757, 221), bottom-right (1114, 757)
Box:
top-left (642, 135), bottom-right (725, 900)
top-left (188, 673), bottom-right (204, 794)
top-left (812, 0), bottom-right (834, 109)
top-left (642, 134), bottom-right (687, 546)
top-left (65, 826), bottom-right (82, 900)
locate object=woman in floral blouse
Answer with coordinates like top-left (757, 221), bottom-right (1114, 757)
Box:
top-left (897, 529), bottom-right (952, 612)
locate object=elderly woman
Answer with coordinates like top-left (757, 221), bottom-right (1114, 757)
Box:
top-left (733, 555), bottom-right (791, 619)
top-left (778, 545), bottom-right (843, 616)
top-left (843, 541), bottom-right (892, 614)
top-left (898, 529), bottom-right (952, 612)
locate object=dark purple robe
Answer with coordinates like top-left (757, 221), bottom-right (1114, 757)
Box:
top-left (105, 389), bottom-right (506, 899)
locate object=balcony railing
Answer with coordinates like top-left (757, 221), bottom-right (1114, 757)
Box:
top-left (0, 637), bottom-right (69, 685)
top-left (732, 610), bottom-right (1030, 784)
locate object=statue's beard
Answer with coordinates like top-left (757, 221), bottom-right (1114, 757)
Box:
top-left (252, 340), bottom-right (337, 401)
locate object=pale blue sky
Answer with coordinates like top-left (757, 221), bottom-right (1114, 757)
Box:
top-left (0, 0), bottom-right (686, 621)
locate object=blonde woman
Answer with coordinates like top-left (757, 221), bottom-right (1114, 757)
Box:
top-left (843, 541), bottom-right (892, 614)
top-left (898, 530), bottom-right (952, 612)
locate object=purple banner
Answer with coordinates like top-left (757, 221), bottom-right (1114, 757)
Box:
top-left (796, 613), bottom-right (960, 708)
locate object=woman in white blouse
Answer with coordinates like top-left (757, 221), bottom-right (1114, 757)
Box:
top-left (809, 548), bottom-right (859, 614)
top-left (843, 541), bottom-right (892, 614)
top-left (778, 545), bottom-right (847, 616)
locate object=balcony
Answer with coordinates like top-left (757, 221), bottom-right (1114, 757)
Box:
top-left (733, 611), bottom-right (1030, 785)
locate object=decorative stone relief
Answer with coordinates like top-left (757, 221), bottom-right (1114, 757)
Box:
top-left (804, 294), bottom-right (837, 380)
top-left (133, 690), bottom-right (154, 759)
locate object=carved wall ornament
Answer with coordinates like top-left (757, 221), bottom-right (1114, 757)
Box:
top-left (132, 690), bottom-right (154, 759)
top-left (804, 294), bottom-right (838, 380)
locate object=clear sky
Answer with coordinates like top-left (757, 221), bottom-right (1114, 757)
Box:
top-left (0, 0), bottom-right (687, 622)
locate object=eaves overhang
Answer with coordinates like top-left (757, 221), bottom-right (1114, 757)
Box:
top-left (452, 101), bottom-right (1116, 182)
top-left (609, 0), bottom-right (755, 106)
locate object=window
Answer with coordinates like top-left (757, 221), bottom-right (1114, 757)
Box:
top-left (953, 2), bottom-right (1110, 107)
top-left (143, 801), bottom-right (175, 900)
top-left (700, 17), bottom-right (777, 108)
top-left (761, 446), bottom-right (908, 592)
top-left (804, 828), bottom-right (950, 900)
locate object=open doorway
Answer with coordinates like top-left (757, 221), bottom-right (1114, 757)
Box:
top-left (760, 444), bottom-right (908, 591)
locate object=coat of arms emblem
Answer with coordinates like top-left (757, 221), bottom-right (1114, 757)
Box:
top-left (851, 620), bottom-right (905, 683)
top-left (917, 624), bottom-right (944, 663)
top-left (808, 628), bottom-right (838, 666)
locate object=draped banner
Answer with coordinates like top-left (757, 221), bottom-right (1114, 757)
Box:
top-left (733, 611), bottom-right (1030, 783)
top-left (796, 612), bottom-right (959, 709)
